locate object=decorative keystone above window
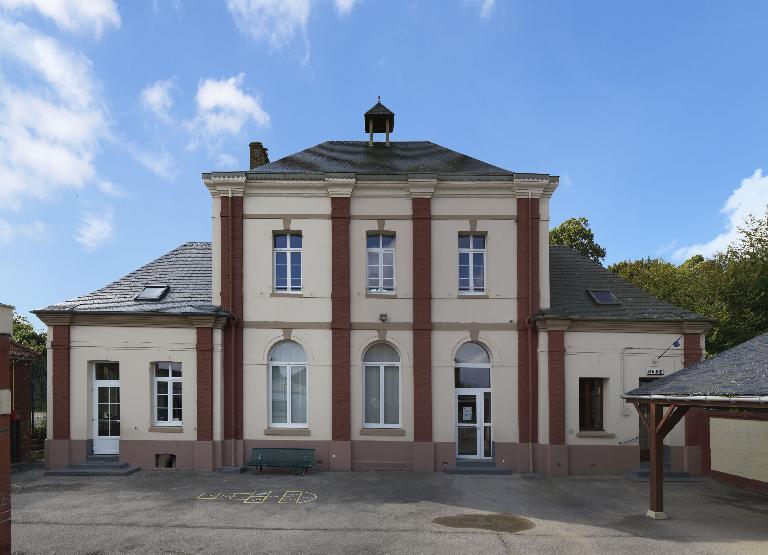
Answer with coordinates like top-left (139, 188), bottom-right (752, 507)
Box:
top-left (135, 285), bottom-right (170, 301)
top-left (587, 289), bottom-right (620, 305)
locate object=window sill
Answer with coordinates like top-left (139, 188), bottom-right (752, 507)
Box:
top-left (270, 292), bottom-right (303, 298)
top-left (149, 426), bottom-right (183, 433)
top-left (264, 428), bottom-right (311, 436)
top-left (458, 293), bottom-right (489, 299)
top-left (360, 428), bottom-right (406, 436)
top-left (576, 431), bottom-right (615, 438)
top-left (365, 292), bottom-right (397, 299)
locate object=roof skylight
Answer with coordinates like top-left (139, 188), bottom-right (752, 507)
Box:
top-left (135, 285), bottom-right (170, 302)
top-left (588, 289), bottom-right (620, 305)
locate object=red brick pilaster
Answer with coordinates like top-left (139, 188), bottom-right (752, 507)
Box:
top-left (196, 327), bottom-right (214, 442)
top-left (517, 197), bottom-right (540, 445)
top-left (412, 197), bottom-right (433, 442)
top-left (0, 332), bottom-right (10, 553)
top-left (220, 195), bottom-right (244, 442)
top-left (548, 329), bottom-right (566, 445)
top-left (683, 333), bottom-right (707, 450)
top-left (331, 197), bottom-right (351, 441)
top-left (51, 325), bottom-right (71, 440)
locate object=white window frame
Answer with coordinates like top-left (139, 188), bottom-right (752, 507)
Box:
top-left (153, 362), bottom-right (182, 427)
top-left (366, 233), bottom-right (396, 293)
top-left (458, 233), bottom-right (486, 294)
top-left (268, 361), bottom-right (308, 428)
top-left (362, 344), bottom-right (402, 429)
top-left (273, 232), bottom-right (302, 293)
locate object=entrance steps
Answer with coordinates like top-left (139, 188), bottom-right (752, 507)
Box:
top-left (624, 462), bottom-right (704, 482)
top-left (45, 455), bottom-right (140, 476)
top-left (446, 460), bottom-right (512, 475)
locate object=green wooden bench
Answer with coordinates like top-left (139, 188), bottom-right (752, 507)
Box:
top-left (247, 447), bottom-right (315, 474)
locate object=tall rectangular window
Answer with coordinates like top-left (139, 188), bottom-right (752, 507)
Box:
top-left (458, 234), bottom-right (485, 293)
top-left (274, 232), bottom-right (302, 292)
top-left (579, 377), bottom-right (604, 431)
top-left (367, 233), bottom-right (395, 293)
top-left (154, 362), bottom-right (182, 426)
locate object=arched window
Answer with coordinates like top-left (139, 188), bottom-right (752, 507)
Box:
top-left (268, 341), bottom-right (307, 427)
top-left (363, 342), bottom-right (401, 428)
top-left (454, 342), bottom-right (490, 388)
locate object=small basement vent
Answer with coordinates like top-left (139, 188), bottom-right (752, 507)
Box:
top-left (587, 289), bottom-right (620, 305)
top-left (155, 453), bottom-right (176, 469)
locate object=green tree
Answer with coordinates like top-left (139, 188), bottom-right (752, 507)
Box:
top-left (609, 208), bottom-right (768, 354)
top-left (549, 217), bottom-right (607, 262)
top-left (12, 314), bottom-right (46, 354)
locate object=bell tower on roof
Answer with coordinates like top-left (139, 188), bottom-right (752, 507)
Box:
top-left (364, 97), bottom-right (395, 146)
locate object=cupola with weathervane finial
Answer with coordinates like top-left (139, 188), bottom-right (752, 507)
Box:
top-left (364, 96), bottom-right (395, 147)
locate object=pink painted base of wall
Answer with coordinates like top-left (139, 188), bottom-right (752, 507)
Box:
top-left (46, 438), bottom-right (653, 475)
top-left (567, 445), bottom-right (640, 475)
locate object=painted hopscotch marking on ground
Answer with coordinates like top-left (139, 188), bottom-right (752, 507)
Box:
top-left (196, 490), bottom-right (318, 504)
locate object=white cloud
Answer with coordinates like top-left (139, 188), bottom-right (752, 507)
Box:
top-left (334, 0), bottom-right (359, 16)
top-left (672, 169), bottom-right (768, 262)
top-left (191, 74), bottom-right (270, 138)
top-left (126, 143), bottom-right (178, 180)
top-left (98, 180), bottom-right (124, 197)
top-left (140, 78), bottom-right (175, 123)
top-left (75, 211), bottom-right (113, 251)
top-left (216, 153), bottom-right (239, 169)
top-left (0, 217), bottom-right (48, 242)
top-left (468, 0), bottom-right (495, 19)
top-left (0, 17), bottom-right (109, 209)
top-left (0, 0), bottom-right (120, 38)
top-left (226, 0), bottom-right (310, 51)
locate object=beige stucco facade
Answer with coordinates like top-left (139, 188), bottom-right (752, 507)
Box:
top-left (710, 417), bottom-right (768, 483)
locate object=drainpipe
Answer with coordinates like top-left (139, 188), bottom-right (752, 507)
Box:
top-left (527, 190), bottom-right (534, 474)
top-left (228, 188), bottom-right (235, 466)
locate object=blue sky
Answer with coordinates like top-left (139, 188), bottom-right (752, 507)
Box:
top-left (2, 0), bottom-right (768, 328)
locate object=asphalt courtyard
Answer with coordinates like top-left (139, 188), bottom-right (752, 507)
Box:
top-left (10, 465), bottom-right (768, 554)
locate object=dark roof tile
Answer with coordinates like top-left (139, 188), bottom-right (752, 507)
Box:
top-left (544, 246), bottom-right (708, 322)
top-left (248, 141), bottom-right (515, 176)
top-left (35, 242), bottom-right (223, 316)
top-left (625, 332), bottom-right (768, 398)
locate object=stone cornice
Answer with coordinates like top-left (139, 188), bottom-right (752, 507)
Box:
top-left (203, 173), bottom-right (246, 197)
top-left (536, 318), bottom-right (571, 331)
top-left (325, 175), bottom-right (356, 198)
top-left (408, 175), bottom-right (436, 198)
top-left (555, 319), bottom-right (712, 334)
top-left (35, 312), bottom-right (228, 329)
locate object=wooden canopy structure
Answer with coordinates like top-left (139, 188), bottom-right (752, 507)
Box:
top-left (623, 332), bottom-right (768, 519)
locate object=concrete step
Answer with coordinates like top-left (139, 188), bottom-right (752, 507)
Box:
top-left (45, 463), bottom-right (140, 477)
top-left (87, 455), bottom-right (119, 463)
top-left (68, 461), bottom-right (132, 470)
top-left (454, 460), bottom-right (497, 468)
top-left (446, 461), bottom-right (512, 475)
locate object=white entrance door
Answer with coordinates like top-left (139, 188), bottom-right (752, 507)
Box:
top-left (93, 362), bottom-right (120, 455)
top-left (456, 389), bottom-right (492, 459)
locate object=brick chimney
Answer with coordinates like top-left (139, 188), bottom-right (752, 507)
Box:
top-left (249, 142), bottom-right (269, 169)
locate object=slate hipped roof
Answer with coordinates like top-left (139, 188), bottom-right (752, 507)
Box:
top-left (542, 246), bottom-right (708, 322)
top-left (624, 332), bottom-right (768, 400)
top-left (34, 242), bottom-right (226, 317)
top-left (236, 141), bottom-right (518, 178)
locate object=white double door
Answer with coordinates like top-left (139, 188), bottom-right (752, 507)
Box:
top-left (93, 363), bottom-right (120, 455)
top-left (456, 388), bottom-right (492, 459)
